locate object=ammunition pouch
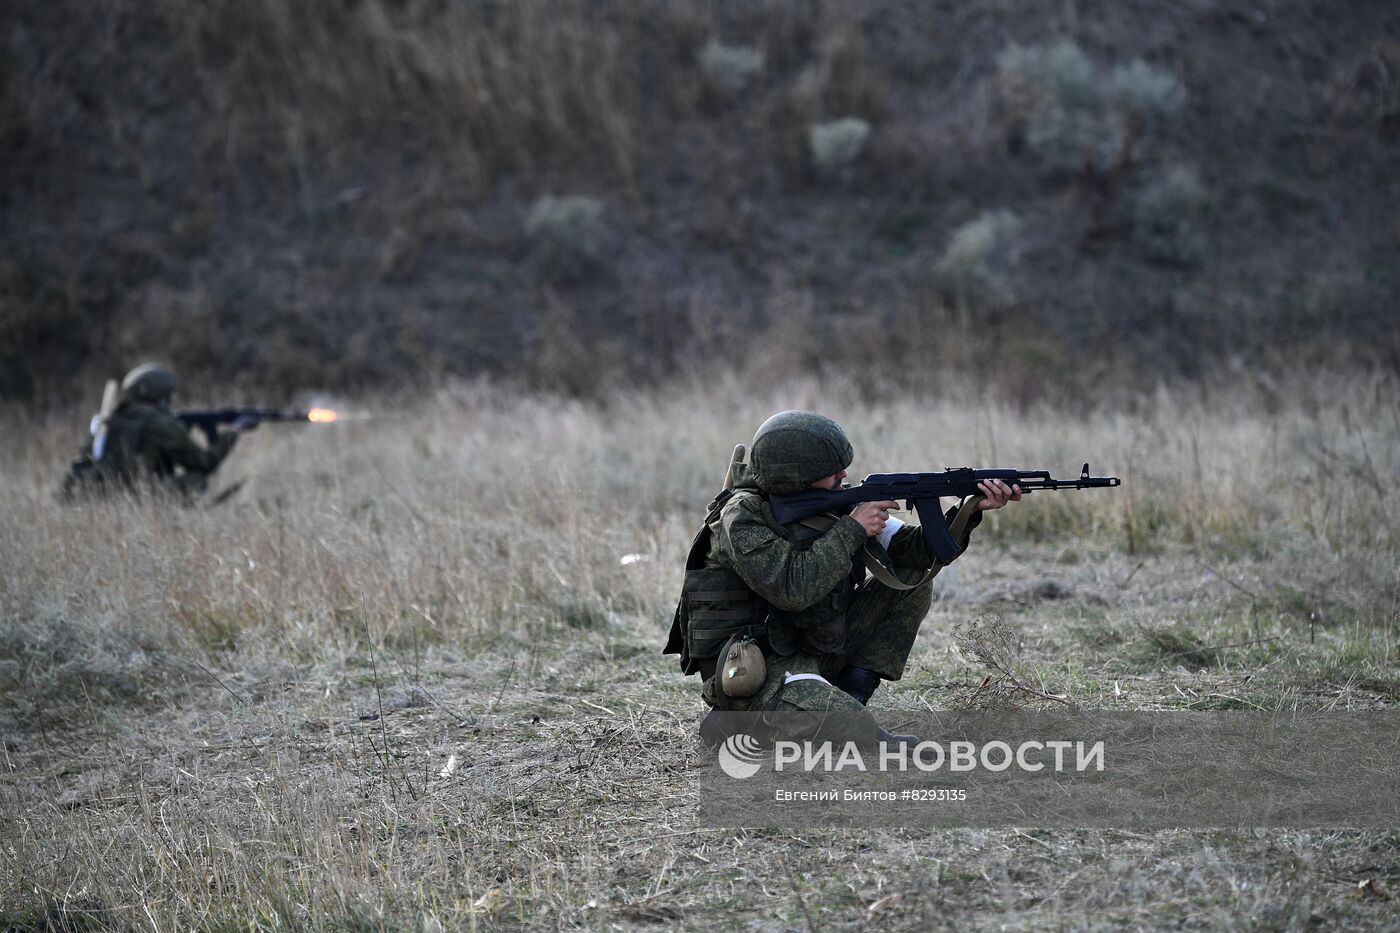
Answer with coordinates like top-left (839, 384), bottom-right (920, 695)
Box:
top-left (678, 565), bottom-right (769, 674)
top-left (766, 589), bottom-right (850, 657)
top-left (664, 488), bottom-right (771, 676)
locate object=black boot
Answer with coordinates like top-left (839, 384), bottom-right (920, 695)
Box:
top-left (699, 708), bottom-right (728, 748)
top-left (835, 666), bottom-right (882, 705)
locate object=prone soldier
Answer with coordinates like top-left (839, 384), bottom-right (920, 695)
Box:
top-left (60, 363), bottom-right (248, 500)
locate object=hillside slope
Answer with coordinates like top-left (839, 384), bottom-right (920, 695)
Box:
top-left (3, 0), bottom-right (1397, 400)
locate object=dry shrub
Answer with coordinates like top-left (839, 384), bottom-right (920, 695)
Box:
top-left (811, 18), bottom-right (886, 125)
top-left (952, 613), bottom-right (1074, 710)
top-left (1326, 39), bottom-right (1400, 133)
top-left (934, 209), bottom-right (1024, 309)
top-left (809, 116), bottom-right (871, 172)
top-left (700, 40), bottom-right (765, 96)
top-left (525, 195), bottom-right (608, 283)
top-left (1130, 165), bottom-right (1210, 266)
top-left (997, 40), bottom-right (1184, 174)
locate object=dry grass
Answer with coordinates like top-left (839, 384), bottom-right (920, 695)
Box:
top-left (2, 374), bottom-right (1398, 929)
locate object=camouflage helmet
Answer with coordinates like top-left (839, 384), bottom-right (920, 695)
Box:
top-left (119, 363), bottom-right (177, 405)
top-left (748, 410), bottom-right (853, 495)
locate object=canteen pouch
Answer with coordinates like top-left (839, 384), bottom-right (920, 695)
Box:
top-left (719, 635), bottom-right (766, 698)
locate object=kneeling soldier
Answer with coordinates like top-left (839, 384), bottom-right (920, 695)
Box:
top-left (664, 410), bottom-right (1020, 746)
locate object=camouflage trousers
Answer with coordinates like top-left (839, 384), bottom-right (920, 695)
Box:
top-left (715, 575), bottom-right (934, 716)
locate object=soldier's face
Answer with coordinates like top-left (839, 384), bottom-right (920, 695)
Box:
top-left (810, 469), bottom-right (847, 490)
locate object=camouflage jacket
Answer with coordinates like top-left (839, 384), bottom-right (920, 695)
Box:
top-left (704, 481), bottom-right (980, 658)
top-left (124, 402), bottom-right (237, 476)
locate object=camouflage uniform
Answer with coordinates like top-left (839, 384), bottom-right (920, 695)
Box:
top-left (665, 411), bottom-right (981, 735)
top-left (703, 479), bottom-right (976, 715)
top-left (61, 364), bottom-right (237, 499)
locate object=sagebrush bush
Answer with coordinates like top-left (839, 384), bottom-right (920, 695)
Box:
top-left (699, 40), bottom-right (764, 95)
top-left (997, 41), bottom-right (1184, 173)
top-left (525, 195), bottom-right (607, 282)
top-left (1131, 166), bottom-right (1209, 266)
top-left (1108, 59), bottom-right (1187, 118)
top-left (934, 209), bottom-right (1024, 308)
top-left (997, 41), bottom-right (1098, 114)
top-left (809, 117), bottom-right (871, 172)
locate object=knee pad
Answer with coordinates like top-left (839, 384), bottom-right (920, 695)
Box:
top-left (835, 665), bottom-right (881, 705)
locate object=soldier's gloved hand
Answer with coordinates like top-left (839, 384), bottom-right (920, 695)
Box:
top-left (851, 500), bottom-right (900, 537)
top-left (231, 415), bottom-right (261, 432)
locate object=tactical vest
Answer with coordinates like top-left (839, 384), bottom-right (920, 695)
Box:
top-left (61, 404), bottom-right (160, 497)
top-left (665, 489), bottom-right (771, 676)
top-left (664, 488), bottom-right (863, 675)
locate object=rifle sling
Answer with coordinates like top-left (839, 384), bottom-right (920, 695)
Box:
top-left (798, 497), bottom-right (980, 591)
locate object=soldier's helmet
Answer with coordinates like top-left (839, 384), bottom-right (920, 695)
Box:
top-left (120, 363), bottom-right (177, 406)
top-left (748, 410), bottom-right (853, 495)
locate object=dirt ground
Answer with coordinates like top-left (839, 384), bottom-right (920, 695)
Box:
top-left (5, 545), bottom-right (1397, 931)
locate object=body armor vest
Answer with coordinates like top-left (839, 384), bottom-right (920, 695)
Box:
top-left (62, 404), bottom-right (160, 495)
top-left (665, 489), bottom-right (770, 676)
top-left (663, 488), bottom-right (862, 675)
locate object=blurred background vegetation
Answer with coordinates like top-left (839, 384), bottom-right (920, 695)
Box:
top-left (2, 0), bottom-right (1397, 402)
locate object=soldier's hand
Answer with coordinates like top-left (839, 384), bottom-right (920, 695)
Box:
top-left (230, 415), bottom-right (260, 432)
top-left (975, 479), bottom-right (1021, 511)
top-left (851, 500), bottom-right (900, 537)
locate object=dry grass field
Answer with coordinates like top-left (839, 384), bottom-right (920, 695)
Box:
top-left (2, 373), bottom-right (1398, 930)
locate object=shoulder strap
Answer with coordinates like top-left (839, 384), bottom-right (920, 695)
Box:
top-left (683, 488), bottom-right (737, 570)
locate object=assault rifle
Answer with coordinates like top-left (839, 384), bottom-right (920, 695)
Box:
top-left (769, 464), bottom-right (1121, 564)
top-left (177, 407), bottom-right (340, 442)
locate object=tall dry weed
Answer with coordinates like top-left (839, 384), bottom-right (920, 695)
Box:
top-left (3, 373), bottom-right (1396, 712)
top-left (2, 374), bottom-right (1398, 927)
